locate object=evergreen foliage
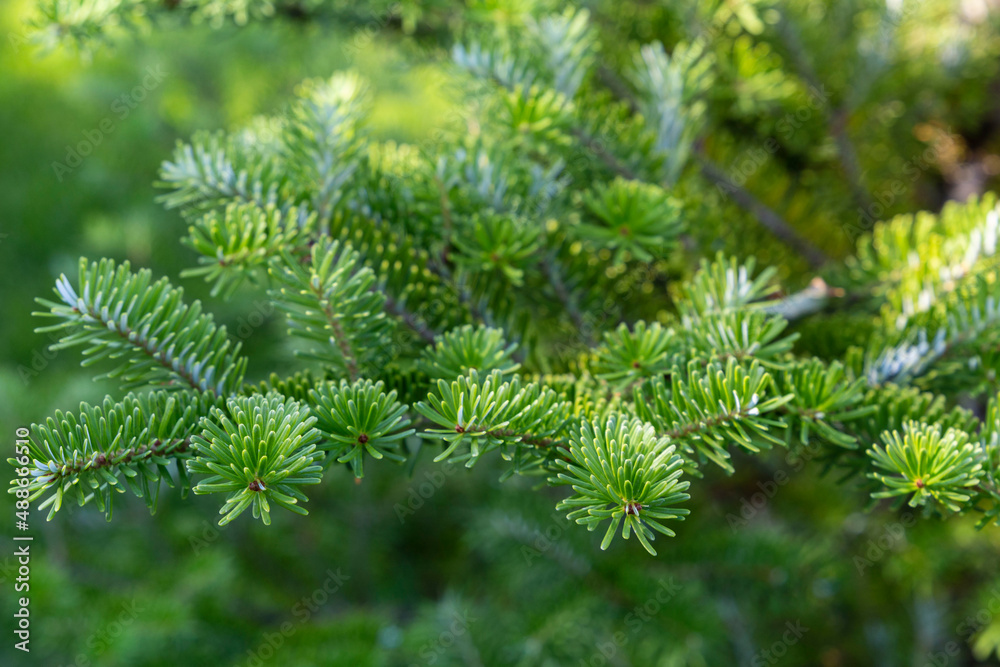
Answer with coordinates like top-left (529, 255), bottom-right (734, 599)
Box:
top-left (13, 0), bottom-right (1000, 560)
top-left (188, 393), bottom-right (324, 525)
top-left (9, 0), bottom-right (1000, 664)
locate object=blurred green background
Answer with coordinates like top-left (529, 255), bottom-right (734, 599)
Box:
top-left (3, 0), bottom-right (1000, 665)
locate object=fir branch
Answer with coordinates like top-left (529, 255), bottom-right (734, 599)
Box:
top-left (42, 437), bottom-right (192, 485)
top-left (10, 390), bottom-right (217, 520)
top-left (269, 240), bottom-right (394, 379)
top-left (285, 72), bottom-right (369, 228)
top-left (415, 369), bottom-right (572, 468)
top-left (182, 202), bottom-right (316, 296)
top-left (869, 422), bottom-right (983, 512)
top-left (35, 258), bottom-right (248, 396)
top-left (188, 393), bottom-right (325, 525)
top-left (420, 324), bottom-right (520, 382)
top-left (159, 132), bottom-right (286, 212)
top-left (633, 359), bottom-right (791, 473)
top-left (309, 379), bottom-right (415, 478)
top-left (864, 272), bottom-right (1000, 387)
top-left (552, 415), bottom-right (690, 555)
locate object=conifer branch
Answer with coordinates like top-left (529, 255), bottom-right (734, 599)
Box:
top-left (159, 134), bottom-right (285, 212)
top-left (10, 390), bottom-right (216, 520)
top-left (35, 258), bottom-right (248, 396)
top-left (587, 38), bottom-right (830, 268)
top-left (22, 5), bottom-right (1000, 559)
top-left (633, 359), bottom-right (790, 473)
top-left (47, 437), bottom-right (192, 486)
top-left (269, 240), bottom-right (392, 379)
